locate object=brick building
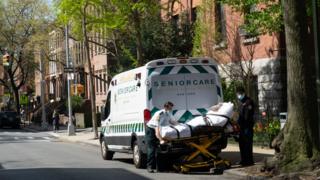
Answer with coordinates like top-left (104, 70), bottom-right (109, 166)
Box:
top-left (161, 0), bottom-right (286, 115)
top-left (34, 29), bottom-right (109, 113)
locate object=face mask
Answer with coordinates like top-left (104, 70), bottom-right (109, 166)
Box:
top-left (237, 94), bottom-right (244, 100)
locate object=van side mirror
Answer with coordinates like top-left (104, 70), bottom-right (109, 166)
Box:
top-left (136, 80), bottom-right (141, 87)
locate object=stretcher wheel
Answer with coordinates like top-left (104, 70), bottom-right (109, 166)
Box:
top-left (210, 167), bottom-right (224, 175)
top-left (173, 164), bottom-right (180, 172)
top-left (224, 160), bottom-right (231, 169)
top-left (181, 166), bottom-right (190, 174)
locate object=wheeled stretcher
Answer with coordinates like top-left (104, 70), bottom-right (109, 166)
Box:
top-left (159, 124), bottom-right (238, 174)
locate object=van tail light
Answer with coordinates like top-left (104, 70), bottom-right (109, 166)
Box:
top-left (144, 109), bottom-right (151, 123)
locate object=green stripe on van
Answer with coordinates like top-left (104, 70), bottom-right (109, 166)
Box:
top-left (193, 65), bottom-right (208, 73)
top-left (217, 85), bottom-right (221, 97)
top-left (139, 123), bottom-right (143, 132)
top-left (151, 107), bottom-right (160, 116)
top-left (160, 66), bottom-right (174, 75)
top-left (210, 65), bottom-right (218, 73)
top-left (197, 108), bottom-right (208, 115)
top-left (172, 110), bottom-right (178, 115)
top-left (178, 66), bottom-right (191, 74)
top-left (179, 111), bottom-right (193, 123)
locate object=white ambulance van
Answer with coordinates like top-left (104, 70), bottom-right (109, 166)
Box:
top-left (100, 57), bottom-right (223, 168)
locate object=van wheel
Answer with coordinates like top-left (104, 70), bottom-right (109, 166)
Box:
top-left (133, 141), bottom-right (146, 168)
top-left (101, 138), bottom-right (114, 160)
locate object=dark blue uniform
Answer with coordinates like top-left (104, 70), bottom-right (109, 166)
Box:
top-left (237, 95), bottom-right (254, 166)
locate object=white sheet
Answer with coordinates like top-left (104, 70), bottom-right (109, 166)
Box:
top-left (160, 124), bottom-right (191, 139)
top-left (186, 102), bottom-right (234, 129)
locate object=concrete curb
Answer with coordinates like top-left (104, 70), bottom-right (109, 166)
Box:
top-left (48, 132), bottom-right (100, 148)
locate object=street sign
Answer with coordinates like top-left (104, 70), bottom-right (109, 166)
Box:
top-left (20, 94), bottom-right (28, 105)
top-left (64, 67), bottom-right (74, 73)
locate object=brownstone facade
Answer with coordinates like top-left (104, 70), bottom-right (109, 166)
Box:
top-left (161, 0), bottom-right (286, 114)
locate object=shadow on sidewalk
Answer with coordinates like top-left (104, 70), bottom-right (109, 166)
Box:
top-left (0, 168), bottom-right (150, 180)
top-left (220, 151), bottom-right (273, 166)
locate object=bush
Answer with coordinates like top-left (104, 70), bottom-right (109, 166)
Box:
top-left (221, 79), bottom-right (242, 103)
top-left (253, 118), bottom-right (281, 147)
top-left (265, 118), bottom-right (281, 142)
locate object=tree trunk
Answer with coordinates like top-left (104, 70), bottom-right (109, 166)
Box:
top-left (13, 88), bottom-right (20, 113)
top-left (8, 67), bottom-right (21, 113)
top-left (82, 5), bottom-right (98, 139)
top-left (277, 0), bottom-right (320, 171)
top-left (132, 9), bottom-right (144, 66)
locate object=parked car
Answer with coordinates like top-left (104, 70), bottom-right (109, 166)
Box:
top-left (0, 111), bottom-right (21, 129)
top-left (279, 112), bottom-right (288, 129)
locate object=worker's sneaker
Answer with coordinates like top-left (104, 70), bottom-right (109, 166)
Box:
top-left (147, 167), bottom-right (154, 173)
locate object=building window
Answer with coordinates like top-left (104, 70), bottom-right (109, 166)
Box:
top-left (214, 2), bottom-right (227, 50)
top-left (240, 4), bottom-right (259, 45)
top-left (103, 73), bottom-right (106, 93)
top-left (94, 34), bottom-right (98, 56)
top-left (99, 74), bottom-right (103, 93)
top-left (191, 7), bottom-right (197, 23)
top-left (96, 75), bottom-right (99, 93)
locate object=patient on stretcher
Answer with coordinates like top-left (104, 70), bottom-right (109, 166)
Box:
top-left (160, 102), bottom-right (235, 140)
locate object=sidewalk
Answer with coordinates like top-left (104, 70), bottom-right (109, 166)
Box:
top-left (23, 124), bottom-right (100, 146)
top-left (24, 124), bottom-right (274, 179)
top-left (49, 128), bottom-right (100, 146)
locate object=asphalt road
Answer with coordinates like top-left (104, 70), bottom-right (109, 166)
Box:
top-left (0, 128), bottom-right (242, 180)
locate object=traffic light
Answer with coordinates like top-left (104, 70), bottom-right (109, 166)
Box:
top-left (2, 53), bottom-right (10, 66)
top-left (71, 84), bottom-right (84, 96)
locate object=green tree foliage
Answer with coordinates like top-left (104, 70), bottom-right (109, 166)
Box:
top-left (69, 95), bottom-right (84, 112)
top-left (219, 0), bottom-right (283, 35)
top-left (0, 0), bottom-right (51, 112)
top-left (108, 8), bottom-right (195, 75)
top-left (56, 0), bottom-right (160, 66)
top-left (221, 79), bottom-right (242, 103)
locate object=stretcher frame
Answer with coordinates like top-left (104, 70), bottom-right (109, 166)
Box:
top-left (166, 129), bottom-right (232, 174)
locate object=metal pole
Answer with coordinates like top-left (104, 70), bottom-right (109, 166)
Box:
top-left (40, 50), bottom-right (48, 130)
top-left (65, 24), bottom-right (75, 136)
top-left (312, 0), bottom-right (320, 140)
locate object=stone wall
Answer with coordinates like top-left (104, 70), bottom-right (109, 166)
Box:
top-left (219, 57), bottom-right (286, 117)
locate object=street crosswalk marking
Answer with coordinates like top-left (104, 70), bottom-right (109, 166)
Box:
top-left (0, 136), bottom-right (54, 142)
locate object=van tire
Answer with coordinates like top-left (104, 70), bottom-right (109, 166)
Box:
top-left (133, 141), bottom-right (146, 168)
top-left (101, 138), bottom-right (114, 160)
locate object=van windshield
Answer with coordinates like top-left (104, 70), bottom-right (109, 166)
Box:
top-left (150, 73), bottom-right (218, 110)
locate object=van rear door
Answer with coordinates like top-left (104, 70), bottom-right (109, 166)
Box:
top-left (148, 65), bottom-right (222, 122)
